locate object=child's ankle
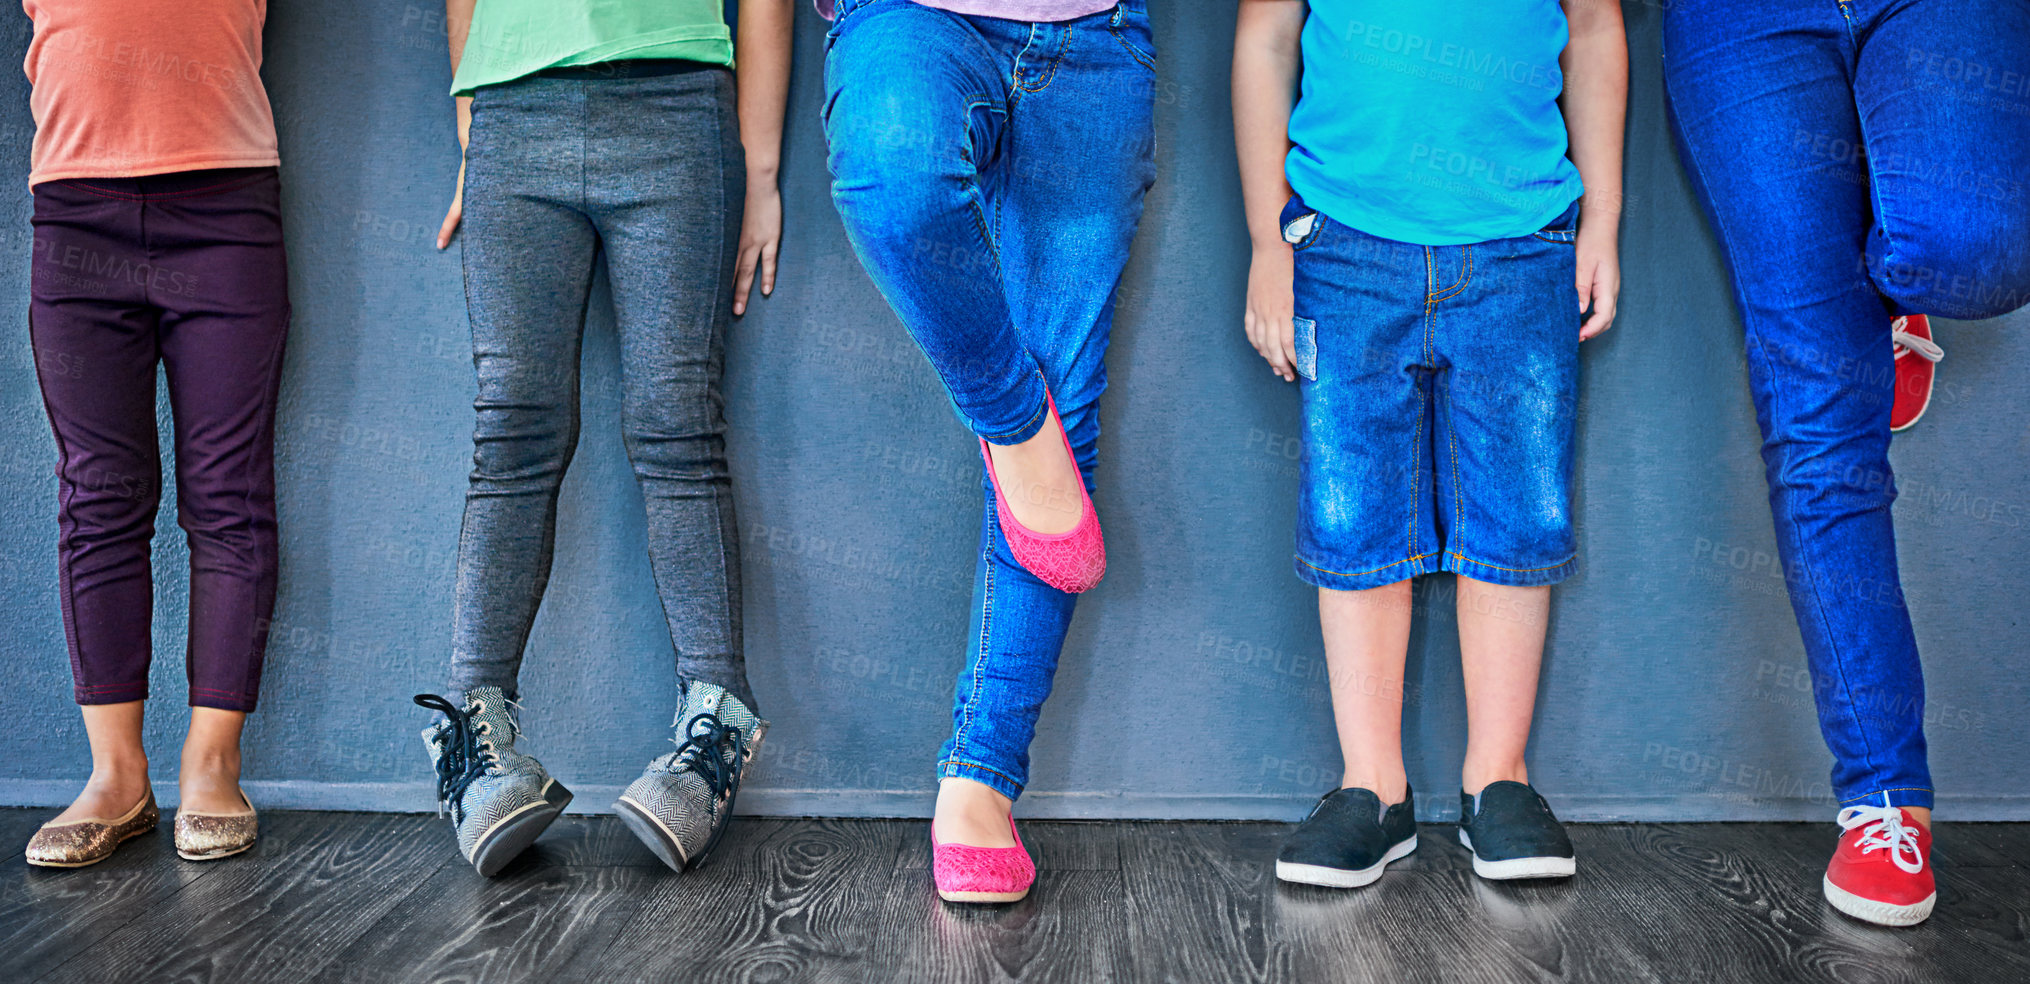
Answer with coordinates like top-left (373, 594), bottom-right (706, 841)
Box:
top-left (1461, 761), bottom-right (1530, 796)
top-left (1340, 772), bottom-right (1409, 805)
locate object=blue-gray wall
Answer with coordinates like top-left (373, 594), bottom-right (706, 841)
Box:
top-left (2, 2), bottom-right (2026, 821)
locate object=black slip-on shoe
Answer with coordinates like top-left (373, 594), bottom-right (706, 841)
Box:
top-left (1276, 786), bottom-right (1418, 888)
top-left (1458, 781), bottom-right (1575, 880)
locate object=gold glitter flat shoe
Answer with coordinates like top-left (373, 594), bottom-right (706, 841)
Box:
top-left (25, 792), bottom-right (159, 868)
top-left (175, 791), bottom-right (258, 861)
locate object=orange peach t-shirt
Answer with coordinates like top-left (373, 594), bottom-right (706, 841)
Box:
top-left (21, 0), bottom-right (278, 186)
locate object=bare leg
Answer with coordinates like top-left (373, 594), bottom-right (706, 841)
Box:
top-left (51, 702), bottom-right (151, 823)
top-left (983, 407), bottom-right (1084, 536)
top-left (179, 707), bottom-right (249, 813)
top-left (1457, 577), bottom-right (1549, 795)
top-left (1319, 581), bottom-right (1414, 803)
top-left (933, 776), bottom-right (1017, 848)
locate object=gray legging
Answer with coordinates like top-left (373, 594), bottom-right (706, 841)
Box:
top-left (446, 67), bottom-right (753, 710)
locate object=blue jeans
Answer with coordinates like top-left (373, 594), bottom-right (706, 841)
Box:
top-left (1286, 196), bottom-right (1582, 592)
top-left (822, 0), bottom-right (1155, 799)
top-left (1664, 0), bottom-right (2030, 810)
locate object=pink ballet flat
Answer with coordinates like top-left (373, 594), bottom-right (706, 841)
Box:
top-left (932, 817), bottom-right (1036, 904)
top-left (979, 392), bottom-right (1106, 594)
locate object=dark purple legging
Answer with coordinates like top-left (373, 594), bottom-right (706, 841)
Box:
top-left (28, 168), bottom-right (290, 712)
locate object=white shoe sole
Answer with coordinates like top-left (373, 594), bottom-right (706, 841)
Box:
top-left (1459, 829), bottom-right (1576, 880)
top-left (470, 778), bottom-right (572, 877)
top-left (938, 887), bottom-right (1032, 904)
top-left (1823, 875), bottom-right (1936, 927)
top-left (1276, 835), bottom-right (1419, 888)
top-left (614, 795), bottom-right (695, 873)
top-left (1891, 342), bottom-right (1934, 433)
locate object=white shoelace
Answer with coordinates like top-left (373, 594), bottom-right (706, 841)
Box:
top-left (1836, 793), bottom-right (1925, 874)
top-left (1892, 316), bottom-right (1944, 363)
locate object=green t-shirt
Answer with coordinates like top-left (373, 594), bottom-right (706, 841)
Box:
top-left (451, 0), bottom-right (732, 95)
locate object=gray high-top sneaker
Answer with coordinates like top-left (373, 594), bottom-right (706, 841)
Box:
top-left (415, 688), bottom-right (573, 877)
top-left (614, 682), bottom-right (767, 871)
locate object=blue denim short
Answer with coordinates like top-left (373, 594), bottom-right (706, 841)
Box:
top-left (1286, 194), bottom-right (1582, 591)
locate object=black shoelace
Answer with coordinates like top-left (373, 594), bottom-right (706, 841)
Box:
top-left (664, 712), bottom-right (750, 864)
top-left (413, 693), bottom-right (496, 824)
top-left (666, 712), bottom-right (749, 804)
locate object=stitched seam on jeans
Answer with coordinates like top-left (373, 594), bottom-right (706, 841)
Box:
top-left (1840, 786), bottom-right (1930, 804)
top-left (980, 374), bottom-right (1049, 445)
top-left (938, 760), bottom-right (1023, 791)
top-left (1109, 11), bottom-right (1156, 71)
top-left (1429, 245), bottom-right (1474, 303)
top-left (1847, 20), bottom-right (1900, 299)
top-left (1298, 552), bottom-right (1435, 580)
top-left (1014, 22), bottom-right (1071, 94)
top-left (1416, 260), bottom-right (1434, 559)
top-left (959, 95), bottom-right (1007, 284)
top-left (1448, 390), bottom-right (1464, 552)
top-left (1411, 368), bottom-right (1425, 561)
top-left (1674, 105), bottom-right (1889, 787)
top-left (951, 512), bottom-right (995, 762)
top-left (1446, 552), bottom-right (1573, 574)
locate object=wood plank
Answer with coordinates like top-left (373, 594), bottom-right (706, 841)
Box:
top-left (585, 818), bottom-right (909, 984)
top-left (3, 816), bottom-right (2024, 983)
top-left (312, 859), bottom-right (657, 984)
top-left (1567, 823), bottom-right (2030, 984)
top-left (874, 868), bottom-right (1129, 983)
top-left (1742, 821), bottom-right (2030, 980)
top-left (1119, 821), bottom-right (1284, 984)
top-left (1935, 823), bottom-right (2030, 870)
top-left (517, 814), bottom-right (672, 868)
top-left (1554, 824), bottom-right (1851, 984)
top-left (32, 811), bottom-right (450, 984)
top-left (1, 810), bottom-right (215, 981)
top-left (0, 807), bottom-right (54, 865)
top-left (1271, 826), bottom-right (1653, 984)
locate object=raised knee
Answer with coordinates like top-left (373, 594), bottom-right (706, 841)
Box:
top-left (1875, 212), bottom-right (2030, 320)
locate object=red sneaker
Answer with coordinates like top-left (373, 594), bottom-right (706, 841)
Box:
top-left (1823, 795), bottom-right (1935, 926)
top-left (1890, 315), bottom-right (1942, 432)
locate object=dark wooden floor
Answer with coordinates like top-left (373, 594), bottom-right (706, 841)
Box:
top-left (4, 810), bottom-right (2028, 983)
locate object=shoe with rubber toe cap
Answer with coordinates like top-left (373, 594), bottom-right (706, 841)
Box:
top-left (1824, 794), bottom-right (1934, 927)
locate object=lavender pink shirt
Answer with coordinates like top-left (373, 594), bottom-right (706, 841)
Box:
top-left (817, 0), bottom-right (1115, 21)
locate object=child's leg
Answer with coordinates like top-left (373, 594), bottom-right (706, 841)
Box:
top-left (1457, 578), bottom-right (1550, 795)
top-left (1320, 582), bottom-right (1414, 803)
top-left (922, 8), bottom-right (1155, 848)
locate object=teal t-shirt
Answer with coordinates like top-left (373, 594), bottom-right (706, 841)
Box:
top-left (451, 0), bottom-right (733, 96)
top-left (1285, 2), bottom-right (1584, 246)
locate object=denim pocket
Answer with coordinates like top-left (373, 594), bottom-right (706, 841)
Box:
top-left (1109, 6), bottom-right (1157, 69)
top-left (1531, 201), bottom-right (1582, 244)
top-left (1282, 210), bottom-right (1326, 253)
top-left (1292, 316), bottom-right (1317, 380)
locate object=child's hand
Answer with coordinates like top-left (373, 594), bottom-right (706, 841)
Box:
top-left (1244, 243), bottom-right (1300, 381)
top-left (733, 181), bottom-right (783, 317)
top-left (1576, 223), bottom-right (1619, 340)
